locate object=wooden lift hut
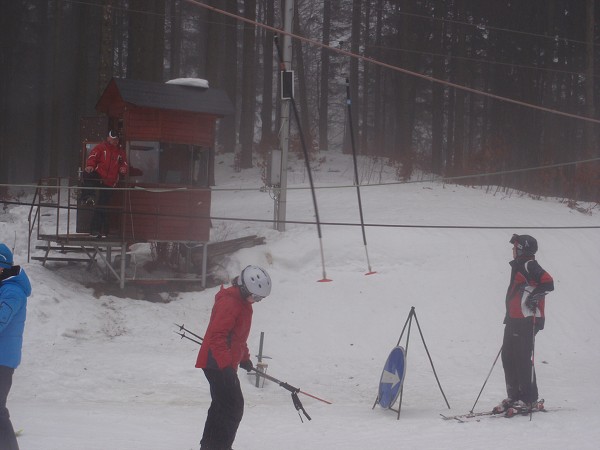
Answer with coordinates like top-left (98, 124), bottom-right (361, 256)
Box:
top-left (31, 78), bottom-right (235, 289)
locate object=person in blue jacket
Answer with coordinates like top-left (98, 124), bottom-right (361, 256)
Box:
top-left (0, 243), bottom-right (31, 450)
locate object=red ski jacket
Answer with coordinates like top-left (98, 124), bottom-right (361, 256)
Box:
top-left (196, 285), bottom-right (253, 371)
top-left (504, 257), bottom-right (554, 330)
top-left (86, 141), bottom-right (128, 187)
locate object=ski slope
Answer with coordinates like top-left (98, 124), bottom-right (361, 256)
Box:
top-left (4, 151), bottom-right (600, 449)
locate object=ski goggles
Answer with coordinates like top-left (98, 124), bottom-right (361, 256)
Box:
top-left (509, 234), bottom-right (522, 249)
top-left (250, 293), bottom-right (265, 302)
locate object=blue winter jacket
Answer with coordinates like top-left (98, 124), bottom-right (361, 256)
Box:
top-left (0, 266), bottom-right (32, 368)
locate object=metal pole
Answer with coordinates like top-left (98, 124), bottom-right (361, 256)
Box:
top-left (470, 346), bottom-right (503, 413)
top-left (256, 331), bottom-right (265, 387)
top-left (345, 78), bottom-right (375, 275)
top-left (276, 0), bottom-right (293, 232)
top-left (412, 309), bottom-right (451, 410)
top-left (530, 313), bottom-right (537, 421)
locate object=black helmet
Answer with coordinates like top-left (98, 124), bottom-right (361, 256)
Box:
top-left (510, 234), bottom-right (538, 257)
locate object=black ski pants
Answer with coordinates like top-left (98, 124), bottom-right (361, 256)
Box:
top-left (0, 365), bottom-right (19, 450)
top-left (200, 368), bottom-right (244, 450)
top-left (501, 320), bottom-right (538, 404)
top-left (90, 187), bottom-right (113, 235)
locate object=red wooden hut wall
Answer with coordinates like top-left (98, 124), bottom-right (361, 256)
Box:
top-left (125, 107), bottom-right (216, 146)
top-left (122, 186), bottom-right (211, 242)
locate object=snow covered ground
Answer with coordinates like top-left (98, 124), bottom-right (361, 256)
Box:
top-left (3, 151), bottom-right (600, 449)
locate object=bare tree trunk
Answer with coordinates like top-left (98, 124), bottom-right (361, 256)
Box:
top-left (239, 0), bottom-right (257, 168)
top-left (431, 0), bottom-right (445, 175)
top-left (33, 0), bottom-right (50, 181)
top-left (49, 0), bottom-right (63, 178)
top-left (292, 1), bottom-right (312, 153)
top-left (127, 0), bottom-right (165, 81)
top-left (0, 2), bottom-right (24, 183)
top-left (585, 0), bottom-right (596, 157)
top-left (114, 1), bottom-right (128, 77)
top-left (217, 0), bottom-right (238, 154)
top-left (169, 0), bottom-right (182, 79)
top-left (259, 0), bottom-right (275, 150)
top-left (343, 0), bottom-right (361, 154)
top-left (396, 0), bottom-right (416, 177)
top-left (451, 0), bottom-right (466, 175)
top-left (371, 0), bottom-right (383, 156)
top-left (318, 0), bottom-right (331, 151)
top-left (205, 0), bottom-right (222, 84)
top-left (360, 0), bottom-right (371, 154)
top-left (98, 0), bottom-right (115, 95)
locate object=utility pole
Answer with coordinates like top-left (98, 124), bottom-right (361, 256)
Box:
top-left (275, 0), bottom-right (293, 232)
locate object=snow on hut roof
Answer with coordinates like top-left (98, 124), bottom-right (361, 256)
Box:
top-left (165, 78), bottom-right (210, 88)
top-left (96, 78), bottom-right (234, 116)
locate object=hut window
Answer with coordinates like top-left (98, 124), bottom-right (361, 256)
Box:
top-left (129, 141), bottom-right (160, 183)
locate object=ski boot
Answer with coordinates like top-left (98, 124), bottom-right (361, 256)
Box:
top-left (505, 399), bottom-right (545, 417)
top-left (492, 398), bottom-right (514, 414)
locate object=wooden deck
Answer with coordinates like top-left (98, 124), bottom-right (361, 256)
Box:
top-left (31, 233), bottom-right (265, 290)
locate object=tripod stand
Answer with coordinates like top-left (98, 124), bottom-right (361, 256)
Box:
top-left (373, 306), bottom-right (450, 419)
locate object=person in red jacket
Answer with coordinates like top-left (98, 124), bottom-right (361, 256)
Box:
top-left (494, 234), bottom-right (554, 414)
top-left (196, 265), bottom-right (272, 450)
top-left (84, 130), bottom-right (128, 238)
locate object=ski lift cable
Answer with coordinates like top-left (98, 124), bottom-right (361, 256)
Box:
top-left (4, 155), bottom-right (599, 194)
top-left (4, 197), bottom-right (598, 231)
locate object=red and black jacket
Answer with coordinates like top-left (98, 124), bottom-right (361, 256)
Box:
top-left (86, 141), bottom-right (129, 187)
top-left (504, 256), bottom-right (554, 330)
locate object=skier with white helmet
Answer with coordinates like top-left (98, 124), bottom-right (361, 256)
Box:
top-left (195, 265), bottom-right (272, 450)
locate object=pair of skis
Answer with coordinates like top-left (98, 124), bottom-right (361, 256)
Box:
top-left (441, 400), bottom-right (556, 422)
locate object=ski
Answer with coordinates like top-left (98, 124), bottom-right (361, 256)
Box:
top-left (440, 411), bottom-right (499, 422)
top-left (442, 404), bottom-right (565, 422)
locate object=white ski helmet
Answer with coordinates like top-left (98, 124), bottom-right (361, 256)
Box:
top-left (240, 265), bottom-right (272, 299)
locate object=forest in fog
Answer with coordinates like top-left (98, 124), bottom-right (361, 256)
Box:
top-left (1, 0), bottom-right (599, 201)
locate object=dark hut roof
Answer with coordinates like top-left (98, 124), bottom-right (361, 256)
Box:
top-left (96, 78), bottom-right (234, 116)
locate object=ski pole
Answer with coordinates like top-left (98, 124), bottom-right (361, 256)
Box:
top-left (530, 309), bottom-right (537, 421)
top-left (470, 346), bottom-right (502, 414)
top-left (175, 324), bottom-right (332, 420)
top-left (247, 368), bottom-right (312, 422)
top-left (248, 368), bottom-right (336, 422)
top-left (526, 292), bottom-right (546, 421)
top-left (174, 330), bottom-right (202, 345)
top-left (175, 323), bottom-right (204, 342)
top-left (249, 368), bottom-right (332, 405)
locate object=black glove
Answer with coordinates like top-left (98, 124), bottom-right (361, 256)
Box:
top-left (525, 295), bottom-right (539, 312)
top-left (0, 266), bottom-right (19, 281)
top-left (240, 359), bottom-right (254, 372)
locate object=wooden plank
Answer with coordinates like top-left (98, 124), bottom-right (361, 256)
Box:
top-left (32, 256), bottom-right (91, 263)
top-left (205, 236), bottom-right (265, 258)
top-left (35, 246), bottom-right (93, 253)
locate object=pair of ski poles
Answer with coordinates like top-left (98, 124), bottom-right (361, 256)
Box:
top-left (174, 324), bottom-right (332, 422)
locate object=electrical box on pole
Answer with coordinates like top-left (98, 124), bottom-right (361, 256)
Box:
top-left (281, 70), bottom-right (294, 100)
top-left (267, 149), bottom-right (282, 186)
